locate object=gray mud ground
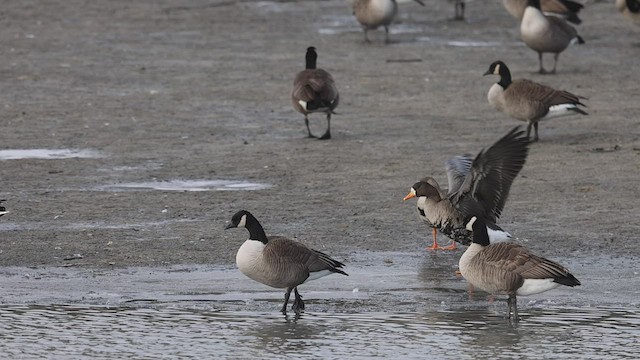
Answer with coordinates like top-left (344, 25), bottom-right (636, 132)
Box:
top-left (0, 0), bottom-right (639, 304)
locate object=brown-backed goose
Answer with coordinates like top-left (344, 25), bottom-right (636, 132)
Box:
top-left (292, 47), bottom-right (339, 140)
top-left (484, 60), bottom-right (588, 141)
top-left (459, 216), bottom-right (581, 321)
top-left (225, 210), bottom-right (348, 314)
top-left (521, 0), bottom-right (584, 74)
top-left (403, 127), bottom-right (529, 250)
top-left (503, 0), bottom-right (584, 24)
top-left (352, 0), bottom-right (425, 43)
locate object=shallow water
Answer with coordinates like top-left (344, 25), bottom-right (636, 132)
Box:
top-left (0, 149), bottom-right (102, 160)
top-left (1, 305), bottom-right (638, 359)
top-left (1, 253), bottom-right (639, 358)
top-left (96, 179), bottom-right (273, 192)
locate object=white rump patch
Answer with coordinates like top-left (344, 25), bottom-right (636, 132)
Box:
top-left (517, 278), bottom-right (559, 296)
top-left (304, 269), bottom-right (332, 283)
top-left (543, 104), bottom-right (579, 120)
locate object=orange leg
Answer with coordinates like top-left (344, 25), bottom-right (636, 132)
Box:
top-left (441, 240), bottom-right (457, 251)
top-left (426, 228), bottom-right (445, 250)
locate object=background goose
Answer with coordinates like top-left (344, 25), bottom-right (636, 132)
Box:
top-left (0, 200), bottom-right (6, 217)
top-left (616, 0), bottom-right (640, 25)
top-left (292, 47), bottom-right (339, 140)
top-left (225, 210), bottom-right (348, 314)
top-left (459, 216), bottom-right (581, 321)
top-left (502, 0), bottom-right (584, 24)
top-left (521, 0), bottom-right (584, 74)
top-left (403, 127), bottom-right (529, 250)
top-left (448, 0), bottom-right (466, 21)
top-left (484, 60), bottom-right (588, 142)
top-left (352, 0), bottom-right (425, 43)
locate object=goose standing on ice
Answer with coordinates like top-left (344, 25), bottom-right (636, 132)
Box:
top-left (225, 210), bottom-right (348, 314)
top-left (352, 0), bottom-right (425, 43)
top-left (459, 216), bottom-right (581, 321)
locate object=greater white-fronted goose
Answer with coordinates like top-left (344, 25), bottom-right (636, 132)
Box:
top-left (403, 127), bottom-right (529, 250)
top-left (616, 0), bottom-right (640, 25)
top-left (459, 216), bottom-right (581, 321)
top-left (292, 47), bottom-right (339, 140)
top-left (503, 0), bottom-right (584, 24)
top-left (352, 0), bottom-right (425, 43)
top-left (521, 0), bottom-right (584, 74)
top-left (225, 210), bottom-right (348, 314)
top-left (484, 60), bottom-right (588, 141)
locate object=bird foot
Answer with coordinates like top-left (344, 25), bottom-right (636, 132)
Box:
top-left (426, 244), bottom-right (446, 251)
top-left (317, 132), bottom-right (331, 140)
top-left (292, 299), bottom-right (305, 313)
top-left (441, 243), bottom-right (458, 251)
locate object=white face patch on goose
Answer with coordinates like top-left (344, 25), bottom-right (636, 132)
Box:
top-left (465, 216), bottom-right (477, 231)
top-left (298, 100), bottom-right (308, 111)
top-left (238, 214), bottom-right (247, 228)
top-left (494, 63), bottom-right (500, 75)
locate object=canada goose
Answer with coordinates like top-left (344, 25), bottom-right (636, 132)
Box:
top-left (502, 0), bottom-right (584, 24)
top-left (484, 60), bottom-right (588, 141)
top-left (225, 210), bottom-right (348, 314)
top-left (616, 0), bottom-right (640, 25)
top-left (0, 200), bottom-right (6, 217)
top-left (521, 0), bottom-right (584, 74)
top-left (403, 127), bottom-right (529, 250)
top-left (352, 0), bottom-right (425, 43)
top-left (459, 216), bottom-right (581, 321)
top-left (292, 47), bottom-right (339, 140)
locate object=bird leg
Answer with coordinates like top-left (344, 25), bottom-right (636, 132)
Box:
top-left (384, 25), bottom-right (390, 44)
top-left (292, 287), bottom-right (305, 314)
top-left (508, 294), bottom-right (519, 322)
top-left (533, 122), bottom-right (539, 142)
top-left (551, 53), bottom-right (559, 74)
top-left (363, 28), bottom-right (370, 43)
top-left (281, 287), bottom-right (293, 314)
top-left (305, 116), bottom-right (317, 138)
top-left (538, 52), bottom-right (547, 74)
top-left (526, 121), bottom-right (534, 141)
top-left (318, 113), bottom-right (331, 140)
top-left (426, 227), bottom-right (445, 250)
top-left (455, 1), bottom-right (465, 20)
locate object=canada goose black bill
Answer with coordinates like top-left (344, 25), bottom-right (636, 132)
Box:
top-left (225, 210), bottom-right (348, 314)
top-left (291, 47), bottom-right (339, 140)
top-left (352, 0), bottom-right (425, 43)
top-left (0, 200), bottom-right (7, 217)
top-left (403, 127), bottom-right (529, 251)
top-left (484, 60), bottom-right (588, 141)
top-left (459, 216), bottom-right (580, 322)
top-left (521, 0), bottom-right (584, 74)
top-left (502, 0), bottom-right (584, 25)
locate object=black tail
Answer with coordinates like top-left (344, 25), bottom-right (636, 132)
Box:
top-left (554, 273), bottom-right (581, 287)
top-left (570, 107), bottom-right (588, 116)
top-left (576, 35), bottom-right (585, 45)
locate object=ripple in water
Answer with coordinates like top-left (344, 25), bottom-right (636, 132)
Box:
top-left (0, 305), bottom-right (638, 359)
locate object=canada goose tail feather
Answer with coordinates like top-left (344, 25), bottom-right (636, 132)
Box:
top-left (312, 249), bottom-right (349, 276)
top-left (553, 272), bottom-right (581, 287)
top-left (569, 107), bottom-right (588, 116)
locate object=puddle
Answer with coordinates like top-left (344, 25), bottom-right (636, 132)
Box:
top-left (446, 40), bottom-right (501, 47)
top-left (97, 180), bottom-right (273, 192)
top-left (0, 149), bottom-right (102, 160)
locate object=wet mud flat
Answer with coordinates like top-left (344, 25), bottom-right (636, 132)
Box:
top-left (0, 0), bottom-right (640, 358)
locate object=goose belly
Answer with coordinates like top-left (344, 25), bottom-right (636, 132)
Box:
top-left (357, 0), bottom-right (397, 26)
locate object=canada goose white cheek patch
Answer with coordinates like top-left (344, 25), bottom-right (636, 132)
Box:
top-left (238, 214), bottom-right (247, 228)
top-left (298, 100), bottom-right (308, 111)
top-left (466, 216), bottom-right (477, 231)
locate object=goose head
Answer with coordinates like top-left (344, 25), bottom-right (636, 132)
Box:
top-left (403, 178), bottom-right (442, 201)
top-left (225, 210), bottom-right (251, 229)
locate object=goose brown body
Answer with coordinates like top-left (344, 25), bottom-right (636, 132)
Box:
top-left (521, 0), bottom-right (584, 74)
top-left (616, 0), bottom-right (640, 25)
top-left (503, 0), bottom-right (583, 24)
top-left (292, 47), bottom-right (339, 140)
top-left (485, 61), bottom-right (587, 141)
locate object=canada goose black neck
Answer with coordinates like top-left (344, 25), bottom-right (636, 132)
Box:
top-left (496, 61), bottom-right (512, 89)
top-left (305, 47), bottom-right (318, 70)
top-left (227, 210), bottom-right (269, 244)
top-left (469, 217), bottom-right (491, 246)
top-left (527, 0), bottom-right (541, 9)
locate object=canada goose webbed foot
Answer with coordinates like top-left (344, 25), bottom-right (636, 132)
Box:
top-left (318, 131), bottom-right (331, 140)
top-left (292, 288), bottom-right (305, 313)
top-left (441, 242), bottom-right (458, 251)
top-left (426, 243), bottom-right (445, 251)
